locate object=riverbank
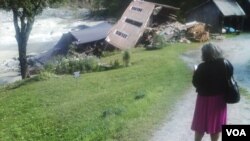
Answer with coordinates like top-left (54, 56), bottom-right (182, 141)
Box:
top-left (0, 8), bottom-right (106, 85)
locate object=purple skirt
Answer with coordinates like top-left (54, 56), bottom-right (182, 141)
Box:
top-left (191, 94), bottom-right (227, 134)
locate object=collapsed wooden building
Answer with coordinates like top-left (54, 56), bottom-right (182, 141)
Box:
top-left (70, 22), bottom-right (112, 54)
top-left (38, 22), bottom-right (112, 63)
top-left (54, 22), bottom-right (112, 54)
top-left (105, 0), bottom-right (179, 50)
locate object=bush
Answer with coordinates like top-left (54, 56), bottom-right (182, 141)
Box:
top-left (110, 59), bottom-right (121, 69)
top-left (43, 54), bottom-right (125, 75)
top-left (123, 50), bottom-right (130, 67)
top-left (54, 56), bottom-right (99, 74)
top-left (145, 34), bottom-right (166, 50)
top-left (84, 56), bottom-right (99, 72)
top-left (37, 71), bottom-right (58, 80)
top-left (101, 51), bottom-right (120, 58)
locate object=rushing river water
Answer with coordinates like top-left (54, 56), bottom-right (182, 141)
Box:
top-left (0, 8), bottom-right (104, 84)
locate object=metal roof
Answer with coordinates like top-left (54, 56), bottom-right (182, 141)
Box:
top-left (213, 0), bottom-right (246, 16)
top-left (70, 22), bottom-right (112, 45)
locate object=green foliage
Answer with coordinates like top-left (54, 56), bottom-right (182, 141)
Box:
top-left (153, 34), bottom-right (166, 49)
top-left (67, 44), bottom-right (77, 56)
top-left (49, 0), bottom-right (84, 8)
top-left (37, 71), bottom-right (59, 81)
top-left (146, 34), bottom-right (167, 50)
top-left (44, 53), bottom-right (127, 75)
top-left (91, 0), bottom-right (131, 17)
top-left (134, 90), bottom-right (146, 100)
top-left (0, 71), bottom-right (57, 91)
top-left (98, 59), bottom-right (121, 71)
top-left (44, 61), bottom-right (56, 73)
top-left (102, 107), bottom-right (125, 118)
top-left (0, 0), bottom-right (65, 79)
top-left (224, 33), bottom-right (238, 39)
top-left (101, 50), bottom-right (120, 58)
top-left (1, 0), bottom-right (64, 14)
top-left (113, 59), bottom-right (120, 68)
top-left (123, 50), bottom-right (131, 67)
top-left (109, 59), bottom-right (121, 69)
top-left (147, 0), bottom-right (204, 14)
top-left (1, 76), bottom-right (42, 90)
top-left (90, 0), bottom-right (206, 18)
top-left (53, 56), bottom-right (99, 74)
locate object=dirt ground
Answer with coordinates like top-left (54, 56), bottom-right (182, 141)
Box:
top-left (150, 34), bottom-right (250, 141)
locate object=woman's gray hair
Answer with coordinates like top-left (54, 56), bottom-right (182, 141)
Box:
top-left (201, 43), bottom-right (223, 62)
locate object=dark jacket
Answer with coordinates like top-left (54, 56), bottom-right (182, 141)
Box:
top-left (192, 58), bottom-right (233, 96)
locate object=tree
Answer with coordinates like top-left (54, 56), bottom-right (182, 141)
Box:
top-left (90, 0), bottom-right (206, 18)
top-left (123, 50), bottom-right (130, 67)
top-left (0, 0), bottom-right (62, 79)
top-left (91, 0), bottom-right (131, 17)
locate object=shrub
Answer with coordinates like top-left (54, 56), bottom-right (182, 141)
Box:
top-left (67, 44), bottom-right (78, 56)
top-left (123, 50), bottom-right (130, 67)
top-left (37, 71), bottom-right (58, 80)
top-left (109, 59), bottom-right (121, 69)
top-left (43, 54), bottom-right (124, 75)
top-left (113, 59), bottom-right (120, 69)
top-left (145, 34), bottom-right (166, 50)
top-left (134, 90), bottom-right (146, 100)
top-left (44, 62), bottom-right (55, 73)
top-left (84, 56), bottom-right (99, 72)
top-left (101, 51), bottom-right (120, 58)
top-left (54, 56), bottom-right (99, 74)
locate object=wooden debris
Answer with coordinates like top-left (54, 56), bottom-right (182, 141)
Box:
top-left (186, 22), bottom-right (210, 42)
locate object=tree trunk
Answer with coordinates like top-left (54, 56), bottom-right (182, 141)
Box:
top-left (18, 29), bottom-right (29, 79)
top-left (13, 9), bottom-right (34, 79)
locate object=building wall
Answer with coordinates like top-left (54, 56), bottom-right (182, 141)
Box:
top-left (186, 2), bottom-right (222, 33)
top-left (239, 0), bottom-right (250, 30)
top-left (105, 1), bottom-right (155, 49)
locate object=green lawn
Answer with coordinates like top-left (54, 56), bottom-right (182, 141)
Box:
top-left (224, 33), bottom-right (239, 38)
top-left (0, 43), bottom-right (199, 141)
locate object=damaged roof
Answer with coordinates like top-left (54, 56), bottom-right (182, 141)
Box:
top-left (71, 22), bottom-right (112, 45)
top-left (105, 0), bottom-right (179, 50)
top-left (213, 0), bottom-right (246, 16)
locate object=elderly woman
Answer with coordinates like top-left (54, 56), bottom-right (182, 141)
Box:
top-left (191, 43), bottom-right (233, 141)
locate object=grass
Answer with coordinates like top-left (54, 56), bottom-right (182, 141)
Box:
top-left (223, 31), bottom-right (250, 39)
top-left (0, 43), bottom-right (199, 141)
top-left (224, 33), bottom-right (239, 38)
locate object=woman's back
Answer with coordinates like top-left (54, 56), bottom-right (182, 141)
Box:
top-left (192, 58), bottom-right (231, 96)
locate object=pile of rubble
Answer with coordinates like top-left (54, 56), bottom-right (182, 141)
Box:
top-left (158, 21), bottom-right (187, 43)
top-left (143, 21), bottom-right (210, 45)
top-left (185, 21), bottom-right (210, 42)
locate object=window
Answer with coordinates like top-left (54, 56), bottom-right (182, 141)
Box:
top-left (131, 6), bottom-right (142, 12)
top-left (115, 30), bottom-right (128, 39)
top-left (125, 18), bottom-right (143, 27)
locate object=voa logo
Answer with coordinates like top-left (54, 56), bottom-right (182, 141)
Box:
top-left (226, 129), bottom-right (246, 136)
